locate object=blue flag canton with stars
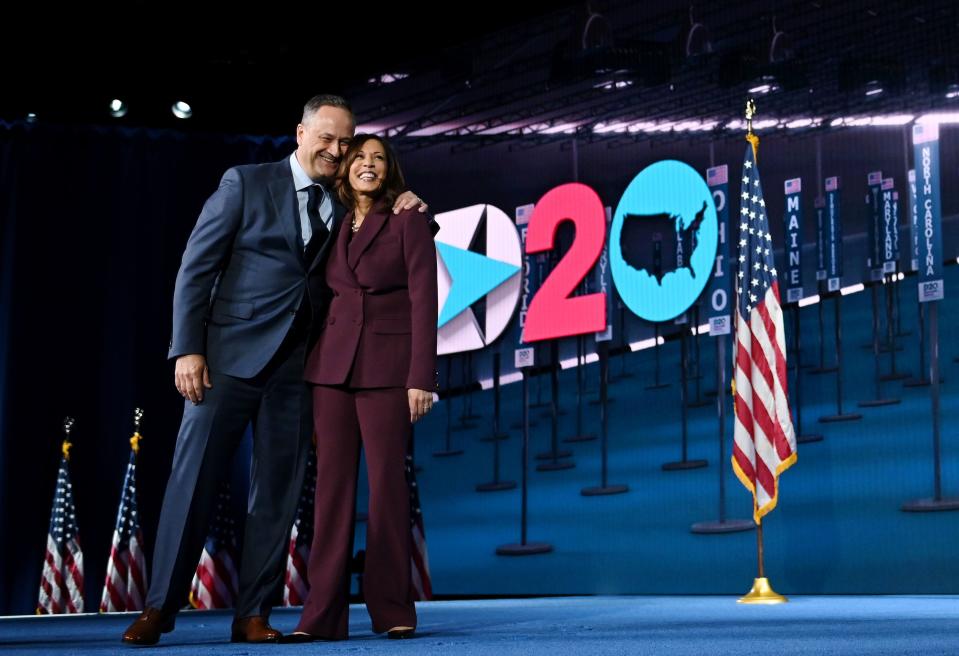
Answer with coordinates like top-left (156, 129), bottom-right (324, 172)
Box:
top-left (405, 453), bottom-right (424, 530)
top-left (207, 485), bottom-right (238, 547)
top-left (292, 450), bottom-right (317, 547)
top-left (113, 452), bottom-right (141, 543)
top-left (737, 144), bottom-right (778, 315)
top-left (50, 457), bottom-right (80, 545)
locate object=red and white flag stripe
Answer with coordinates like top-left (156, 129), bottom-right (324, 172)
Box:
top-left (190, 549), bottom-right (239, 610)
top-left (733, 281), bottom-right (797, 522)
top-left (38, 535), bottom-right (85, 614)
top-left (283, 524), bottom-right (309, 606)
top-left (411, 523), bottom-right (432, 601)
top-left (99, 532), bottom-right (147, 612)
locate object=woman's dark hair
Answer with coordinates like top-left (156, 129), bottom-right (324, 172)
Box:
top-left (336, 134), bottom-right (407, 209)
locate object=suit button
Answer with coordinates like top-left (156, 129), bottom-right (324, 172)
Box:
top-left (355, 289), bottom-right (362, 296)
top-left (289, 310), bottom-right (296, 316)
top-left (329, 317), bottom-right (336, 325)
top-left (354, 319), bottom-right (361, 326)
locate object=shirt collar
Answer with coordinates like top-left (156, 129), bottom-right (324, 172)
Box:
top-left (289, 151), bottom-right (325, 193)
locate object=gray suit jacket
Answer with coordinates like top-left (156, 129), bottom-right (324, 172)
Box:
top-left (169, 158), bottom-right (344, 378)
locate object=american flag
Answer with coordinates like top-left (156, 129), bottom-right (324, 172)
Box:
top-left (37, 440), bottom-right (85, 614)
top-left (406, 443), bottom-right (432, 601)
top-left (283, 448), bottom-right (317, 606)
top-left (99, 434), bottom-right (148, 612)
top-left (189, 483), bottom-right (240, 609)
top-left (732, 140), bottom-right (798, 523)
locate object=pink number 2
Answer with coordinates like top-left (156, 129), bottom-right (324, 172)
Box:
top-left (522, 183), bottom-right (607, 342)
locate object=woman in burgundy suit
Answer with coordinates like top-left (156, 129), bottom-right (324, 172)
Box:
top-left (286, 135), bottom-right (437, 642)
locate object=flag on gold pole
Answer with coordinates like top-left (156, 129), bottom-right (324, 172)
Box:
top-left (732, 99), bottom-right (796, 603)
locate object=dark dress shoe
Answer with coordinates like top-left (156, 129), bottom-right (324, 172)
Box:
top-left (231, 616), bottom-right (281, 643)
top-left (387, 627), bottom-right (416, 640)
top-left (121, 607), bottom-right (175, 646)
top-left (278, 632), bottom-right (317, 644)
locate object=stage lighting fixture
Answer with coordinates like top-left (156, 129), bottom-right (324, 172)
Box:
top-left (366, 73), bottom-right (409, 85)
top-left (749, 75), bottom-right (779, 95)
top-left (550, 8), bottom-right (670, 89)
top-left (684, 6), bottom-right (712, 59)
top-left (839, 58), bottom-right (904, 97)
top-left (864, 80), bottom-right (884, 97)
top-left (25, 112), bottom-right (37, 123)
top-left (719, 52), bottom-right (807, 93)
top-left (109, 99), bottom-right (128, 118)
top-left (768, 17), bottom-right (794, 64)
top-left (171, 101), bottom-right (192, 119)
top-left (929, 63), bottom-right (959, 99)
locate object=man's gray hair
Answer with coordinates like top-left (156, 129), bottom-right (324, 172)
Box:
top-left (302, 94), bottom-right (354, 125)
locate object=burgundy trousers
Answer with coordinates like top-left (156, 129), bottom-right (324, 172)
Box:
top-left (294, 385), bottom-right (416, 638)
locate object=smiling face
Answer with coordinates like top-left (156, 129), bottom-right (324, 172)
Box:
top-left (295, 105), bottom-right (355, 183)
top-left (347, 138), bottom-right (388, 198)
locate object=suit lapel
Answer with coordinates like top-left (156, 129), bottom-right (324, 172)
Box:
top-left (347, 204), bottom-right (389, 271)
top-left (268, 167), bottom-right (302, 261)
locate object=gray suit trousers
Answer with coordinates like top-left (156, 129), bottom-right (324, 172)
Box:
top-left (146, 330), bottom-right (312, 618)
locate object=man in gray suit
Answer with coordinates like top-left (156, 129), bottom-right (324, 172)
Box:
top-left (122, 95), bottom-right (427, 645)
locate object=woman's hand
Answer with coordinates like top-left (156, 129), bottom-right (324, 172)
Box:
top-left (408, 388), bottom-right (434, 423)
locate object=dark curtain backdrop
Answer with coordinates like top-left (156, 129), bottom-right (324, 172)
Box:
top-left (0, 120), bottom-right (294, 614)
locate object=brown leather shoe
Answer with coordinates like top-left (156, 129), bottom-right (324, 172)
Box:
top-left (121, 607), bottom-right (175, 646)
top-left (231, 616), bottom-right (282, 643)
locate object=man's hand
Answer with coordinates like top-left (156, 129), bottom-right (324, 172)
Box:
top-left (393, 191), bottom-right (428, 214)
top-left (408, 388), bottom-right (434, 423)
top-left (175, 354), bottom-right (212, 404)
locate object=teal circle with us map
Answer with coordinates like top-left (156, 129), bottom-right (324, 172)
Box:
top-left (610, 160), bottom-right (718, 322)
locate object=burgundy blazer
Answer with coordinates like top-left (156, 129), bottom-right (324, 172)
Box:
top-left (304, 201), bottom-right (438, 391)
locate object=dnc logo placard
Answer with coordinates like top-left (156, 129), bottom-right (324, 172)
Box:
top-left (610, 160), bottom-right (718, 322)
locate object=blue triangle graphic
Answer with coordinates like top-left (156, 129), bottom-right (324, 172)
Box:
top-left (437, 242), bottom-right (520, 328)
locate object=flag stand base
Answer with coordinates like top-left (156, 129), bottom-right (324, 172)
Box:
top-left (737, 577), bottom-right (787, 604)
top-left (901, 497), bottom-right (959, 512)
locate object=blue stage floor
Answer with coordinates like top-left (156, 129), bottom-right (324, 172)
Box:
top-left (2, 596), bottom-right (958, 655)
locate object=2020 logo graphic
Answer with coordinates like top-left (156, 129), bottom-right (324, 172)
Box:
top-left (610, 160), bottom-right (718, 322)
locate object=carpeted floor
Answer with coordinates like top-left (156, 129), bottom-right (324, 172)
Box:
top-left (2, 596), bottom-right (958, 655)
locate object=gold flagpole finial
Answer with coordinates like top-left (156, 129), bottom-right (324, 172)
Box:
top-left (61, 417), bottom-right (75, 460)
top-left (131, 408), bottom-right (144, 455)
top-left (745, 98), bottom-right (759, 158)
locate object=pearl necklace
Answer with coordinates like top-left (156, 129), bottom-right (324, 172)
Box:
top-left (351, 211), bottom-right (366, 233)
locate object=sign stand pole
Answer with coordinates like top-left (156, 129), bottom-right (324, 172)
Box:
top-left (566, 334), bottom-right (597, 442)
top-left (536, 341), bottom-right (574, 470)
top-left (880, 274), bottom-right (909, 381)
top-left (582, 341), bottom-right (628, 496)
top-left (688, 305), bottom-right (711, 407)
top-left (477, 353), bottom-right (516, 492)
top-left (497, 366), bottom-right (553, 555)
top-left (663, 328), bottom-right (708, 471)
top-left (692, 333), bottom-right (754, 533)
top-left (794, 303), bottom-right (823, 443)
top-left (810, 281), bottom-right (837, 375)
top-left (859, 283), bottom-right (901, 408)
top-left (819, 293), bottom-right (863, 423)
top-left (646, 323), bottom-right (670, 390)
top-left (905, 302), bottom-right (932, 387)
top-left (434, 358), bottom-right (465, 457)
